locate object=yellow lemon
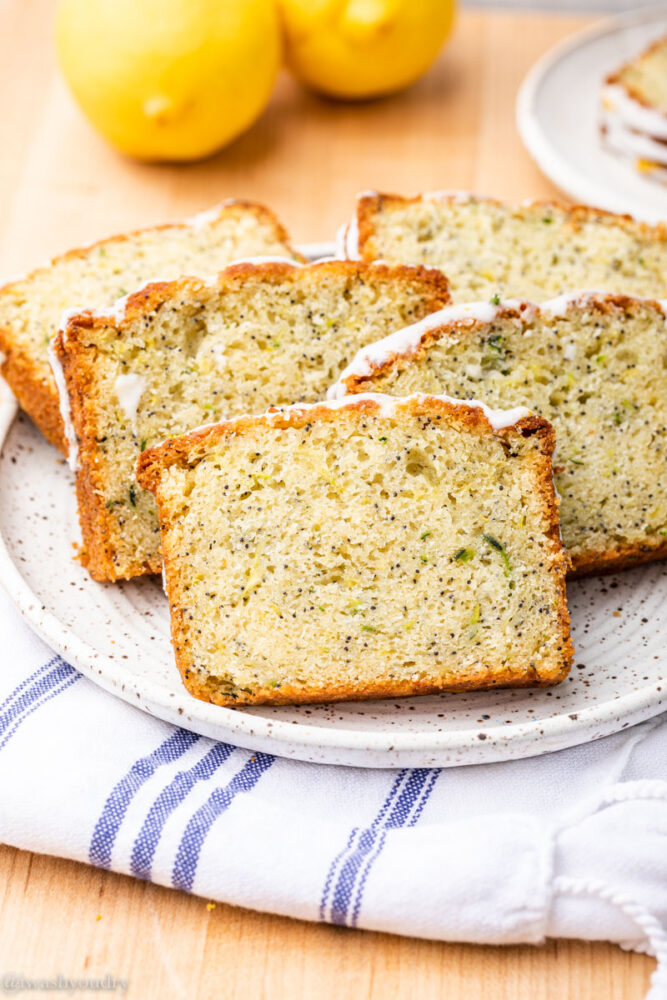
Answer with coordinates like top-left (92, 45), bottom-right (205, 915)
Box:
top-left (278, 0), bottom-right (456, 100)
top-left (56, 0), bottom-right (281, 162)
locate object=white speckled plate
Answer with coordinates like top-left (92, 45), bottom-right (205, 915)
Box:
top-left (516, 4), bottom-right (667, 223)
top-left (1, 242), bottom-right (666, 768)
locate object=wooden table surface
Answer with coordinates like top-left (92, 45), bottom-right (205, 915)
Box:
top-left (0, 2), bottom-right (656, 997)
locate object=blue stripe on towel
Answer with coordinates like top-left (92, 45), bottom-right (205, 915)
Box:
top-left (322, 767), bottom-right (440, 927)
top-left (319, 769), bottom-right (408, 922)
top-left (318, 825), bottom-right (359, 921)
top-left (130, 742), bottom-right (235, 880)
top-left (350, 768), bottom-right (440, 927)
top-left (0, 660), bottom-right (59, 715)
top-left (0, 657), bottom-right (80, 749)
top-left (89, 729), bottom-right (200, 869)
top-left (171, 751), bottom-right (275, 892)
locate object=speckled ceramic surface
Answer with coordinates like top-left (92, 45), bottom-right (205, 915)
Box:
top-left (1, 240), bottom-right (666, 767)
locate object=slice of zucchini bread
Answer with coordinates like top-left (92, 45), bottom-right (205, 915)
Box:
top-left (601, 35), bottom-right (667, 180)
top-left (602, 35), bottom-right (667, 135)
top-left (53, 259), bottom-right (450, 582)
top-left (0, 200), bottom-right (301, 453)
top-left (136, 394), bottom-right (572, 707)
top-left (338, 191), bottom-right (667, 302)
top-left (332, 293), bottom-right (667, 576)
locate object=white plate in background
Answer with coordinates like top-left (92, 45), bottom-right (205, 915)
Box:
top-left (517, 4), bottom-right (667, 222)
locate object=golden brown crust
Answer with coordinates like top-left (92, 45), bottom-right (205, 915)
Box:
top-left (63, 259), bottom-right (450, 345)
top-left (1, 201), bottom-right (302, 283)
top-left (53, 330), bottom-right (161, 582)
top-left (180, 662), bottom-right (563, 707)
top-left (336, 292), bottom-right (667, 579)
top-left (137, 393), bottom-right (531, 485)
top-left (569, 539), bottom-right (667, 578)
top-left (354, 191), bottom-right (667, 261)
top-left (0, 200), bottom-right (303, 455)
top-left (0, 337), bottom-right (67, 452)
top-left (139, 396), bottom-right (572, 707)
top-left (62, 260), bottom-right (450, 581)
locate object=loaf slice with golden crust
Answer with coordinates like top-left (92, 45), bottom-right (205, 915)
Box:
top-left (137, 393), bottom-right (571, 707)
top-left (338, 190), bottom-right (667, 302)
top-left (0, 200), bottom-right (301, 453)
top-left (331, 292), bottom-right (667, 576)
top-left (601, 36), bottom-right (667, 179)
top-left (53, 259), bottom-right (450, 582)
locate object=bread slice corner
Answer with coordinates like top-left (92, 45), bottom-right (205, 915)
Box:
top-left (0, 199), bottom-right (301, 454)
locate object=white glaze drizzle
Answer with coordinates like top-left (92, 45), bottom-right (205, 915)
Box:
top-left (47, 339), bottom-right (79, 472)
top-left (601, 109), bottom-right (667, 165)
top-left (138, 391), bottom-right (532, 482)
top-left (601, 83), bottom-right (667, 141)
top-left (330, 291), bottom-right (667, 398)
top-left (175, 392), bottom-right (530, 442)
top-left (84, 257), bottom-right (303, 325)
top-left (93, 293), bottom-right (134, 325)
top-left (186, 204), bottom-right (231, 230)
top-left (272, 392), bottom-right (528, 431)
top-left (344, 215), bottom-right (360, 259)
top-left (115, 373), bottom-right (147, 432)
top-left (339, 190), bottom-right (380, 259)
top-left (58, 306), bottom-right (87, 338)
top-left (330, 301), bottom-right (515, 394)
top-left (539, 290), bottom-right (608, 317)
top-left (62, 253), bottom-right (444, 335)
top-left (335, 222), bottom-right (350, 259)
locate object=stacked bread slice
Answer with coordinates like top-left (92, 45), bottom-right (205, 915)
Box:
top-left (53, 260), bottom-right (450, 581)
top-left (331, 291), bottom-right (667, 576)
top-left (601, 36), bottom-right (667, 181)
top-left (338, 190), bottom-right (667, 302)
top-left (0, 200), bottom-right (301, 452)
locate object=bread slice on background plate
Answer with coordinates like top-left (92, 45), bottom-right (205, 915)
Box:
top-left (331, 292), bottom-right (667, 576)
top-left (337, 190), bottom-right (667, 302)
top-left (52, 259), bottom-right (450, 582)
top-left (137, 393), bottom-right (572, 707)
top-left (605, 33), bottom-right (667, 116)
top-left (601, 35), bottom-right (667, 179)
top-left (0, 200), bottom-right (301, 453)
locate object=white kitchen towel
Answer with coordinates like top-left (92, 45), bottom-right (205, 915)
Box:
top-left (0, 588), bottom-right (665, 999)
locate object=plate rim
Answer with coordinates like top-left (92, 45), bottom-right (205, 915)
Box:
top-left (516, 3), bottom-right (667, 220)
top-left (1, 246), bottom-right (666, 765)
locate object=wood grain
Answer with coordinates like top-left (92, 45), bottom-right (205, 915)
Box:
top-left (0, 844), bottom-right (654, 1000)
top-left (0, 3), bottom-right (656, 997)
